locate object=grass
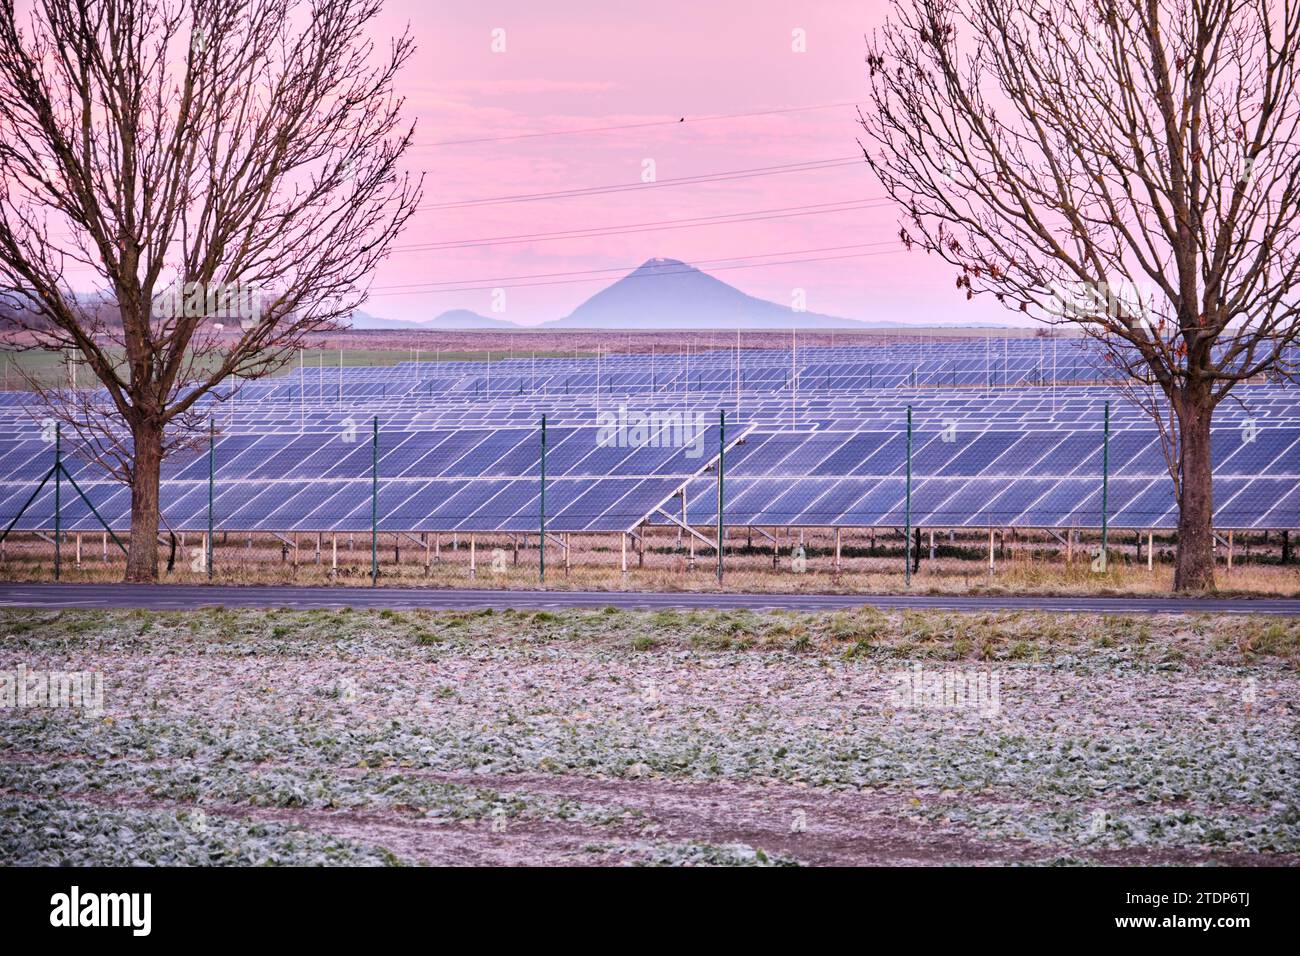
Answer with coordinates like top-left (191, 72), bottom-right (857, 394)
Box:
top-left (3, 532), bottom-right (1296, 598)
top-left (2, 604), bottom-right (1295, 865)
top-left (0, 346), bottom-right (589, 390)
top-left (2, 605), bottom-right (1295, 666)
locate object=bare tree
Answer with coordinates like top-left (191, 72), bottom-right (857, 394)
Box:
top-left (860, 0), bottom-right (1300, 590)
top-left (0, 0), bottom-right (421, 580)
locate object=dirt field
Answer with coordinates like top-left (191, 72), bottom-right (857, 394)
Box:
top-left (2, 607), bottom-right (1296, 866)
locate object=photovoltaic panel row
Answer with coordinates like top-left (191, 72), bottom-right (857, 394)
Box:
top-left (674, 476), bottom-right (1300, 530)
top-left (0, 423), bottom-right (743, 534)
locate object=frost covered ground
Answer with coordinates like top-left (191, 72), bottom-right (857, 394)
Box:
top-left (1, 606), bottom-right (1296, 866)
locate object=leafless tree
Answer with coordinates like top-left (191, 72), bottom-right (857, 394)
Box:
top-left (0, 0), bottom-right (422, 580)
top-left (860, 0), bottom-right (1300, 590)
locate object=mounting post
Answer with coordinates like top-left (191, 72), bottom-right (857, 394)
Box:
top-left (207, 419), bottom-right (215, 580)
top-left (904, 406), bottom-right (913, 586)
top-left (539, 414), bottom-right (546, 585)
top-left (716, 409), bottom-right (725, 585)
top-left (1100, 400), bottom-right (1110, 570)
top-left (371, 415), bottom-right (378, 586)
top-left (54, 423), bottom-right (61, 581)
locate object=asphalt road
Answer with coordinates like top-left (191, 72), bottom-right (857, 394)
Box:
top-left (1, 583), bottom-right (1298, 615)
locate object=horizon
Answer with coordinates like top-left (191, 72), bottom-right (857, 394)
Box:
top-left (352, 254), bottom-right (1027, 329)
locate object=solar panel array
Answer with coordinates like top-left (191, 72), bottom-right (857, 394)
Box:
top-left (0, 422), bottom-right (733, 533)
top-left (3, 337), bottom-right (1298, 534)
top-left (674, 425), bottom-right (1300, 530)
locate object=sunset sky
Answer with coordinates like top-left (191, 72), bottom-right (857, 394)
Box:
top-left (365, 0), bottom-right (1020, 327)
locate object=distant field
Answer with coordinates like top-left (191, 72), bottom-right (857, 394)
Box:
top-left (1, 606), bottom-right (1295, 865)
top-left (1, 325), bottom-right (1076, 389)
top-left (0, 344), bottom-right (584, 390)
top-left (290, 347), bottom-right (583, 368)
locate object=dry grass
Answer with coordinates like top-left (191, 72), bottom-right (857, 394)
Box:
top-left (2, 526), bottom-right (1297, 596)
top-left (2, 602), bottom-right (1298, 668)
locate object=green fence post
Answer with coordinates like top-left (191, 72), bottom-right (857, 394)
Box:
top-left (54, 422), bottom-right (61, 581)
top-left (904, 406), bottom-right (913, 587)
top-left (1100, 400), bottom-right (1110, 571)
top-left (371, 415), bottom-right (378, 586)
top-left (716, 409), bottom-right (725, 585)
top-left (539, 414), bottom-right (546, 586)
top-left (207, 419), bottom-right (214, 581)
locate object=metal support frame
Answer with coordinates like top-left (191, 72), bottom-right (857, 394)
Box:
top-left (207, 419), bottom-right (215, 580)
top-left (904, 405), bottom-right (913, 586)
top-left (54, 424), bottom-right (60, 579)
top-left (653, 507), bottom-right (718, 551)
top-left (0, 425), bottom-right (127, 567)
top-left (539, 414), bottom-right (546, 585)
top-left (370, 416), bottom-right (378, 586)
top-left (1099, 400), bottom-right (1110, 570)
top-left (716, 409), bottom-right (725, 584)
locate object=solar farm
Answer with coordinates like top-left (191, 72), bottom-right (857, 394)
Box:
top-left (2, 335), bottom-right (1298, 586)
top-left (5, 0), bottom-right (1300, 884)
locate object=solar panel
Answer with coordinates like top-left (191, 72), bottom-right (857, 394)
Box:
top-left (3, 338), bottom-right (1300, 536)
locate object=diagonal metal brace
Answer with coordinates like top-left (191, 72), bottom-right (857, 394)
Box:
top-left (59, 466), bottom-right (127, 554)
top-left (653, 507), bottom-right (718, 552)
top-left (0, 464), bottom-right (56, 547)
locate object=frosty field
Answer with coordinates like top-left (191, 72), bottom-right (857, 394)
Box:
top-left (1, 607), bottom-right (1296, 866)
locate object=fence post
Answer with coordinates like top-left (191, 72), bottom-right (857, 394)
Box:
top-left (207, 419), bottom-right (214, 581)
top-left (904, 406), bottom-right (913, 586)
top-left (539, 414), bottom-right (546, 585)
top-left (54, 422), bottom-right (61, 581)
top-left (1100, 400), bottom-right (1110, 571)
top-left (716, 409), bottom-right (725, 585)
top-left (371, 415), bottom-right (378, 586)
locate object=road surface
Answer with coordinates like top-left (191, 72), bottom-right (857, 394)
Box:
top-left (1, 583), bottom-right (1298, 615)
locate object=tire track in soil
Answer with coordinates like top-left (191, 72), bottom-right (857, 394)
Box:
top-left (6, 764), bottom-right (1292, 866)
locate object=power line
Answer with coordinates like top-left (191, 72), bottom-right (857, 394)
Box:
top-left (369, 249), bottom-right (899, 297)
top-left (391, 198), bottom-right (892, 252)
top-left (412, 100), bottom-right (860, 148)
top-left (416, 156), bottom-right (863, 210)
top-left (373, 241), bottom-right (889, 289)
top-left (367, 242), bottom-right (903, 297)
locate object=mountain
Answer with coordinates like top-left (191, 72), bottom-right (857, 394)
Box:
top-left (348, 259), bottom-right (1021, 330)
top-left (349, 308), bottom-right (520, 330)
top-left (346, 309), bottom-right (421, 330)
top-left (541, 258), bottom-right (886, 330)
top-left (420, 309), bottom-right (521, 330)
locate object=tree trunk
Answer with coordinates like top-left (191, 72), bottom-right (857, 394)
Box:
top-left (125, 422), bottom-right (163, 582)
top-left (1174, 392), bottom-right (1216, 592)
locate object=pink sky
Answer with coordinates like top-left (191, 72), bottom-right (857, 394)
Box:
top-left (364, 0), bottom-right (1021, 327)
